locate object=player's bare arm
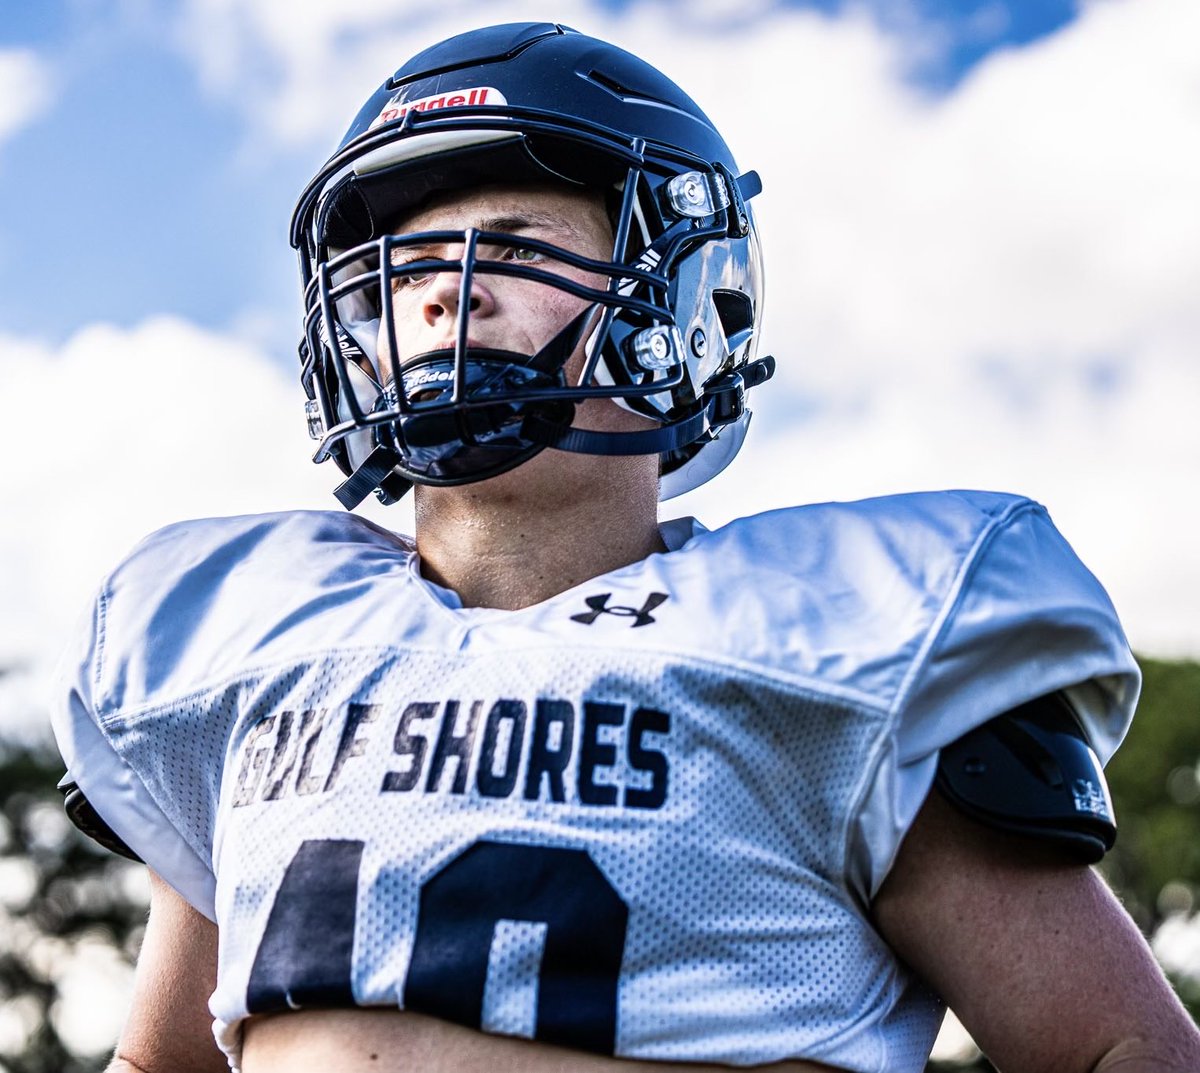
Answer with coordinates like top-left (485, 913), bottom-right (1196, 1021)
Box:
top-left (106, 873), bottom-right (226, 1073)
top-left (875, 789), bottom-right (1200, 1073)
top-left (242, 1011), bottom-right (842, 1073)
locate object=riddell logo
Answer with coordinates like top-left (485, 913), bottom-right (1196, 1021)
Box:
top-left (372, 87), bottom-right (507, 128)
top-left (405, 368), bottom-right (455, 388)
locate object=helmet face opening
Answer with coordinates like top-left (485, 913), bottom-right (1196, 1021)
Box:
top-left (292, 23), bottom-right (773, 508)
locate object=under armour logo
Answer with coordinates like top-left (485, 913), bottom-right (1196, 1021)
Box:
top-left (571, 592), bottom-right (669, 628)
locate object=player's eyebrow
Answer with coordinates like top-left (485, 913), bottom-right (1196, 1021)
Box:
top-left (391, 212), bottom-right (596, 262)
top-left (474, 212), bottom-right (574, 236)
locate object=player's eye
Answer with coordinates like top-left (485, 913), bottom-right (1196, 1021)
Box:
top-left (389, 263), bottom-right (432, 291)
top-left (388, 247), bottom-right (445, 289)
top-left (499, 246), bottom-right (542, 265)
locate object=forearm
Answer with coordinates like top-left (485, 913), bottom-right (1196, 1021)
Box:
top-left (1092, 1033), bottom-right (1200, 1073)
top-left (107, 1050), bottom-right (226, 1073)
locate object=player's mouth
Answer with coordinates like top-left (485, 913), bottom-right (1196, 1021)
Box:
top-left (429, 337), bottom-right (487, 352)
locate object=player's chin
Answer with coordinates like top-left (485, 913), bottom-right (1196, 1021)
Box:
top-left (572, 396), bottom-right (660, 435)
top-left (419, 440), bottom-right (656, 508)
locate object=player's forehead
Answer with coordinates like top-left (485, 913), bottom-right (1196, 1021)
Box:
top-left (392, 182), bottom-right (612, 252)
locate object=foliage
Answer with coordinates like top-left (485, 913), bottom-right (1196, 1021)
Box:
top-left (0, 658), bottom-right (1196, 1071)
top-left (0, 745), bottom-right (148, 1072)
top-left (1104, 658), bottom-right (1200, 936)
top-left (1103, 657), bottom-right (1200, 1022)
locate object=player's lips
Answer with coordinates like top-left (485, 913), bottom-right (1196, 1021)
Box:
top-left (429, 338), bottom-right (486, 351)
top-left (422, 337), bottom-right (530, 355)
top-left (395, 339), bottom-right (519, 373)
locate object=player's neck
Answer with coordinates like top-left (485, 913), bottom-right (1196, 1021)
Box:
top-left (412, 457), bottom-right (664, 611)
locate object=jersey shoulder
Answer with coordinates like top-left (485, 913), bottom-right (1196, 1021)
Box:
top-left (50, 510), bottom-right (417, 915)
top-left (672, 490), bottom-right (1060, 705)
top-left (706, 489), bottom-right (1124, 663)
top-left (745, 491), bottom-right (1144, 898)
top-left (116, 509), bottom-right (410, 583)
top-left (90, 510), bottom-right (416, 715)
top-left (710, 488), bottom-right (1035, 566)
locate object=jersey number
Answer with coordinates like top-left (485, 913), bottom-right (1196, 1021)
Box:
top-left (246, 838), bottom-right (629, 1054)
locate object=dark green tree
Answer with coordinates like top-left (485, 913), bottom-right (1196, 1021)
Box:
top-left (0, 743), bottom-right (147, 1073)
top-left (1102, 657), bottom-right (1200, 1019)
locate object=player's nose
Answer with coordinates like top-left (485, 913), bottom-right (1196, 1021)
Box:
top-left (422, 272), bottom-right (496, 327)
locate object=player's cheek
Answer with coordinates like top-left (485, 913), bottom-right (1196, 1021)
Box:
top-left (377, 292), bottom-right (419, 361)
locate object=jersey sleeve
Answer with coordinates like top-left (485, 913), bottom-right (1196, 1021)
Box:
top-left (851, 497), bottom-right (1141, 901)
top-left (51, 567), bottom-right (221, 921)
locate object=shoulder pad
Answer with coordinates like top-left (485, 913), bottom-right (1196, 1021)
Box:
top-left (935, 693), bottom-right (1116, 864)
top-left (60, 781), bottom-right (143, 863)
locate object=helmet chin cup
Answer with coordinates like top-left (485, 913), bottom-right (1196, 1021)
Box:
top-left (293, 23), bottom-right (771, 508)
top-left (386, 348), bottom-right (570, 485)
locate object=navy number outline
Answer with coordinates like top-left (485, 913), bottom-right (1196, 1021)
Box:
top-left (246, 838), bottom-right (628, 1054)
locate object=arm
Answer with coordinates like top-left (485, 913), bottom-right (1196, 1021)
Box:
top-left (107, 870), bottom-right (228, 1073)
top-left (873, 789), bottom-right (1200, 1073)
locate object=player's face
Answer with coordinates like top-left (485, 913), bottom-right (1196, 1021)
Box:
top-left (377, 183), bottom-right (613, 378)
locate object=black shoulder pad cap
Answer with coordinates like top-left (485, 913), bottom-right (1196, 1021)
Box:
top-left (935, 693), bottom-right (1116, 864)
top-left (60, 781), bottom-right (143, 863)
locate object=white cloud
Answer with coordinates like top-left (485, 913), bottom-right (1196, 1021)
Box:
top-left (0, 48), bottom-right (51, 148)
top-left (172, 0), bottom-right (621, 147)
top-left (4, 319), bottom-right (311, 661)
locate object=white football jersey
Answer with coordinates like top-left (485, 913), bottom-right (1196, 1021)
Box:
top-left (52, 491), bottom-right (1139, 1073)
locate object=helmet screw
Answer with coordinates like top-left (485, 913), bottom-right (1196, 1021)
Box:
top-left (304, 399), bottom-right (324, 441)
top-left (632, 325), bottom-right (680, 371)
top-left (690, 328), bottom-right (707, 358)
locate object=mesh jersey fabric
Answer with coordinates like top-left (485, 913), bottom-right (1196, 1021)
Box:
top-left (51, 491), bottom-right (1140, 1072)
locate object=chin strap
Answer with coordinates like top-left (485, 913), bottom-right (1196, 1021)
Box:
top-left (331, 356), bottom-right (775, 509)
top-left (520, 406), bottom-right (708, 456)
top-left (521, 355), bottom-right (775, 457)
top-left (334, 445), bottom-right (412, 509)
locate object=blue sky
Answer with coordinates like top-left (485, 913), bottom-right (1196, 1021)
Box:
top-left (0, 0), bottom-right (1082, 350)
top-left (2, 0), bottom-right (1199, 703)
top-left (0, 3), bottom-right (299, 344)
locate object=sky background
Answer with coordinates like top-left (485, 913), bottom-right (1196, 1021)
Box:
top-left (2, 0), bottom-right (1199, 751)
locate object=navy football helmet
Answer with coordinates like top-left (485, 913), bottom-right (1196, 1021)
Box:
top-left (291, 22), bottom-right (772, 508)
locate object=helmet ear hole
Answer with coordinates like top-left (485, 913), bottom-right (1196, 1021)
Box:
top-left (712, 290), bottom-right (755, 355)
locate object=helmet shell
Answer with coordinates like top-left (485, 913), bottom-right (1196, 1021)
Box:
top-left (291, 23), bottom-right (769, 504)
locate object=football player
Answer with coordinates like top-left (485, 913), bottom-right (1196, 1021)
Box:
top-left (52, 22), bottom-right (1200, 1073)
